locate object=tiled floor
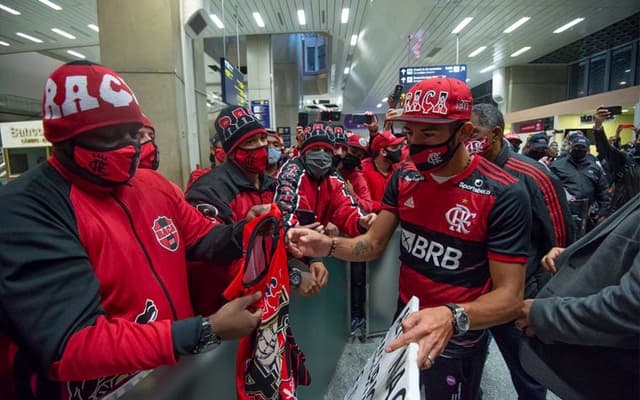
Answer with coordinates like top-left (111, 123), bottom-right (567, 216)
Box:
top-left (325, 337), bottom-right (561, 399)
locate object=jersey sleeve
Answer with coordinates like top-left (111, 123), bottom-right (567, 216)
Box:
top-left (380, 168), bottom-right (402, 213)
top-left (273, 159), bottom-right (305, 231)
top-left (328, 174), bottom-right (367, 237)
top-left (487, 181), bottom-right (531, 264)
top-left (185, 171), bottom-right (234, 224)
top-left (350, 172), bottom-right (374, 213)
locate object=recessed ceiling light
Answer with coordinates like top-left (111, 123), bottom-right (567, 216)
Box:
top-left (297, 9), bottom-right (306, 25)
top-left (553, 18), bottom-right (584, 33)
top-left (0, 3), bottom-right (21, 15)
top-left (253, 12), bottom-right (265, 28)
top-left (16, 32), bottom-right (43, 43)
top-left (382, 97), bottom-right (388, 102)
top-left (306, 99), bottom-right (312, 104)
top-left (480, 65), bottom-right (495, 73)
top-left (67, 50), bottom-right (86, 59)
top-left (504, 17), bottom-right (530, 33)
top-left (452, 17), bottom-right (473, 34)
top-left (51, 28), bottom-right (76, 39)
top-left (350, 34), bottom-right (358, 46)
top-left (341, 8), bottom-right (349, 24)
top-left (620, 81), bottom-right (627, 85)
top-left (0, 40), bottom-right (10, 46)
top-left (87, 24), bottom-right (99, 32)
top-left (625, 69), bottom-right (631, 73)
top-left (38, 0), bottom-right (62, 11)
top-left (376, 103), bottom-right (382, 108)
top-left (468, 46), bottom-right (486, 57)
top-left (510, 46), bottom-right (531, 57)
top-left (209, 14), bottom-right (224, 29)
top-left (344, 67), bottom-right (350, 74)
top-left (622, 109), bottom-right (629, 113)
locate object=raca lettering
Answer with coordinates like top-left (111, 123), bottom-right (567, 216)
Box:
top-left (403, 89), bottom-right (449, 116)
top-left (43, 74), bottom-right (138, 120)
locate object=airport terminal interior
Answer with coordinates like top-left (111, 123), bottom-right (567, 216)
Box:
top-left (1, 1), bottom-right (639, 399)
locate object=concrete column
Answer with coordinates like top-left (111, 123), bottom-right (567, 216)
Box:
top-left (505, 65), bottom-right (568, 113)
top-left (272, 34), bottom-right (303, 145)
top-left (246, 35), bottom-right (275, 127)
top-left (97, 0), bottom-right (208, 187)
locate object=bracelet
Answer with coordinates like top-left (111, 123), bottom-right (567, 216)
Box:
top-left (327, 238), bottom-right (337, 257)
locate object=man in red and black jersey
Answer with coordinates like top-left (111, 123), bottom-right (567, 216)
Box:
top-left (467, 103), bottom-right (573, 400)
top-left (0, 62), bottom-right (262, 400)
top-left (286, 77), bottom-right (531, 399)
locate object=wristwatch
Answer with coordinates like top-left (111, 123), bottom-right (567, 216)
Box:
top-left (192, 317), bottom-right (221, 354)
top-left (444, 303), bottom-right (470, 336)
top-left (289, 268), bottom-right (302, 288)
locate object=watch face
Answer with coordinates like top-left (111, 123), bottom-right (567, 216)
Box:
top-left (290, 270), bottom-right (302, 286)
top-left (456, 311), bottom-right (470, 333)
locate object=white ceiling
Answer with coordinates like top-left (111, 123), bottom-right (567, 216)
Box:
top-left (0, 0), bottom-right (638, 113)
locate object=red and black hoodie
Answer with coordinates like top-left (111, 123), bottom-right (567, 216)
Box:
top-left (0, 157), bottom-right (245, 399)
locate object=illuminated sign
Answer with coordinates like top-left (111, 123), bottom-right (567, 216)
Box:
top-left (0, 120), bottom-right (51, 149)
top-left (399, 64), bottom-right (467, 93)
top-left (221, 57), bottom-right (247, 107)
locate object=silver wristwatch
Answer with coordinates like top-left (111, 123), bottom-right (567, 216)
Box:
top-left (192, 317), bottom-right (221, 354)
top-left (444, 303), bottom-right (470, 336)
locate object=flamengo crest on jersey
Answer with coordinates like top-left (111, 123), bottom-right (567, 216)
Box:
top-left (152, 216), bottom-right (180, 252)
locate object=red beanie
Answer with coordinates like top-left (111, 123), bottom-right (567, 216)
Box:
top-left (42, 61), bottom-right (144, 143)
top-left (141, 114), bottom-right (155, 132)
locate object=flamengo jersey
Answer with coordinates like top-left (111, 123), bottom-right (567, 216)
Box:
top-left (224, 204), bottom-right (310, 399)
top-left (382, 156), bottom-right (531, 357)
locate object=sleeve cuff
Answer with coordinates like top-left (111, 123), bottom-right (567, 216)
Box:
top-left (488, 251), bottom-right (527, 264)
top-left (172, 317), bottom-right (202, 358)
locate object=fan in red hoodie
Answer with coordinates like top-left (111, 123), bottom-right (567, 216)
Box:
top-left (361, 130), bottom-right (405, 211)
top-left (0, 61), bottom-right (262, 400)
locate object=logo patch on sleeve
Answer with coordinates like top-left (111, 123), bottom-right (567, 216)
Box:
top-left (152, 216), bottom-right (180, 252)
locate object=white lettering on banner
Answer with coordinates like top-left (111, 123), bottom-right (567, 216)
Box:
top-left (99, 74), bottom-right (135, 107)
top-left (345, 297), bottom-right (420, 400)
top-left (43, 79), bottom-right (61, 119)
top-left (62, 75), bottom-right (100, 116)
top-left (401, 228), bottom-right (462, 270)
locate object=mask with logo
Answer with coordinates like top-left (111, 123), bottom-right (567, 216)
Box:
top-left (525, 149), bottom-right (546, 161)
top-left (341, 154), bottom-right (362, 170)
top-left (234, 146), bottom-right (268, 174)
top-left (73, 142), bottom-right (140, 184)
top-left (268, 147), bottom-right (282, 165)
top-left (570, 148), bottom-right (588, 162)
top-left (464, 136), bottom-right (490, 156)
top-left (385, 148), bottom-right (403, 164)
top-left (304, 150), bottom-right (333, 179)
top-left (409, 132), bottom-right (459, 173)
top-left (139, 140), bottom-right (159, 170)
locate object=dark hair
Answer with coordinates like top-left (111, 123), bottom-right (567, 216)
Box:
top-left (472, 103), bottom-right (505, 131)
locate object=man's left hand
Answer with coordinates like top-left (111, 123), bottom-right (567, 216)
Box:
top-left (310, 261), bottom-right (329, 288)
top-left (515, 299), bottom-right (536, 337)
top-left (385, 306), bottom-right (454, 369)
top-left (359, 213), bottom-right (377, 230)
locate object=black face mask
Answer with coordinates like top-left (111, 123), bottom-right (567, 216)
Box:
top-left (341, 154), bottom-right (362, 170)
top-left (332, 154), bottom-right (342, 168)
top-left (570, 148), bottom-right (588, 162)
top-left (525, 149), bottom-right (546, 161)
top-left (385, 148), bottom-right (403, 164)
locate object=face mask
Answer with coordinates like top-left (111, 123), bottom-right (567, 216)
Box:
top-left (341, 154), bottom-right (362, 170)
top-left (464, 136), bottom-right (490, 156)
top-left (268, 147), bottom-right (282, 165)
top-left (139, 140), bottom-right (159, 170)
top-left (385, 148), bottom-right (403, 164)
top-left (234, 146), bottom-right (268, 174)
top-left (409, 133), bottom-right (459, 172)
top-left (215, 148), bottom-right (226, 164)
top-left (332, 154), bottom-right (342, 168)
top-left (304, 150), bottom-right (333, 179)
top-left (570, 148), bottom-right (588, 162)
top-left (73, 142), bottom-right (140, 184)
top-left (525, 149), bottom-right (546, 161)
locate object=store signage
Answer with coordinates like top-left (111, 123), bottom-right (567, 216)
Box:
top-left (0, 120), bottom-right (50, 148)
top-left (518, 120), bottom-right (545, 133)
top-left (251, 100), bottom-right (271, 128)
top-left (220, 57), bottom-right (247, 107)
top-left (345, 296), bottom-right (420, 400)
top-left (399, 64), bottom-right (467, 92)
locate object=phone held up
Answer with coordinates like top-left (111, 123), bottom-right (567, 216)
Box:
top-left (295, 209), bottom-right (317, 226)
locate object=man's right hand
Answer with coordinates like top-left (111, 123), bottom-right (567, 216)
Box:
top-left (541, 246), bottom-right (565, 274)
top-left (593, 105), bottom-right (609, 129)
top-left (208, 292), bottom-right (262, 340)
top-left (364, 111), bottom-right (378, 134)
top-left (246, 204), bottom-right (272, 220)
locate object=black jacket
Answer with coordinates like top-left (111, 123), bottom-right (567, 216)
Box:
top-left (550, 154), bottom-right (610, 216)
top-left (494, 141), bottom-right (574, 297)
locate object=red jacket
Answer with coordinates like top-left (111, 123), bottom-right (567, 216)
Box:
top-left (274, 157), bottom-right (366, 237)
top-left (340, 168), bottom-right (374, 213)
top-left (361, 158), bottom-right (399, 212)
top-left (0, 157), bottom-right (245, 399)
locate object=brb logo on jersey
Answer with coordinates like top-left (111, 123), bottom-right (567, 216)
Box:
top-left (152, 216), bottom-right (180, 252)
top-left (401, 228), bottom-right (462, 270)
top-left (445, 204), bottom-right (476, 234)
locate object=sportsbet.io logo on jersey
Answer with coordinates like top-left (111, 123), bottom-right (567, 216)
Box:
top-left (401, 228), bottom-right (462, 270)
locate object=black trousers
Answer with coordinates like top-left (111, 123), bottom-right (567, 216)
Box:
top-left (350, 261), bottom-right (366, 319)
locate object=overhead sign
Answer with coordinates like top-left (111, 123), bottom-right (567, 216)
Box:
top-left (399, 64), bottom-right (467, 93)
top-left (251, 100), bottom-right (271, 128)
top-left (0, 120), bottom-right (50, 148)
top-left (518, 120), bottom-right (545, 133)
top-left (221, 57), bottom-right (247, 107)
top-left (277, 127), bottom-right (291, 147)
top-left (345, 296), bottom-right (420, 400)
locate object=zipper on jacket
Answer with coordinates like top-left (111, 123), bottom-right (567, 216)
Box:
top-left (113, 194), bottom-right (178, 320)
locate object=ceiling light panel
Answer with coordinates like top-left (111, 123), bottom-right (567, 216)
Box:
top-left (16, 32), bottom-right (43, 43)
top-left (87, 24), bottom-right (99, 32)
top-left (510, 46), bottom-right (531, 57)
top-left (51, 28), bottom-right (76, 39)
top-left (452, 17), bottom-right (473, 34)
top-left (297, 10), bottom-right (306, 25)
top-left (341, 8), bottom-right (350, 24)
top-left (504, 17), bottom-right (530, 33)
top-left (67, 50), bottom-right (86, 59)
top-left (0, 3), bottom-right (21, 15)
top-left (553, 18), bottom-right (585, 33)
top-left (253, 12), bottom-right (265, 28)
top-left (480, 65), bottom-right (495, 73)
top-left (38, 0), bottom-right (62, 11)
top-left (350, 34), bottom-right (358, 46)
top-left (210, 14), bottom-right (224, 29)
top-left (468, 46), bottom-right (486, 57)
